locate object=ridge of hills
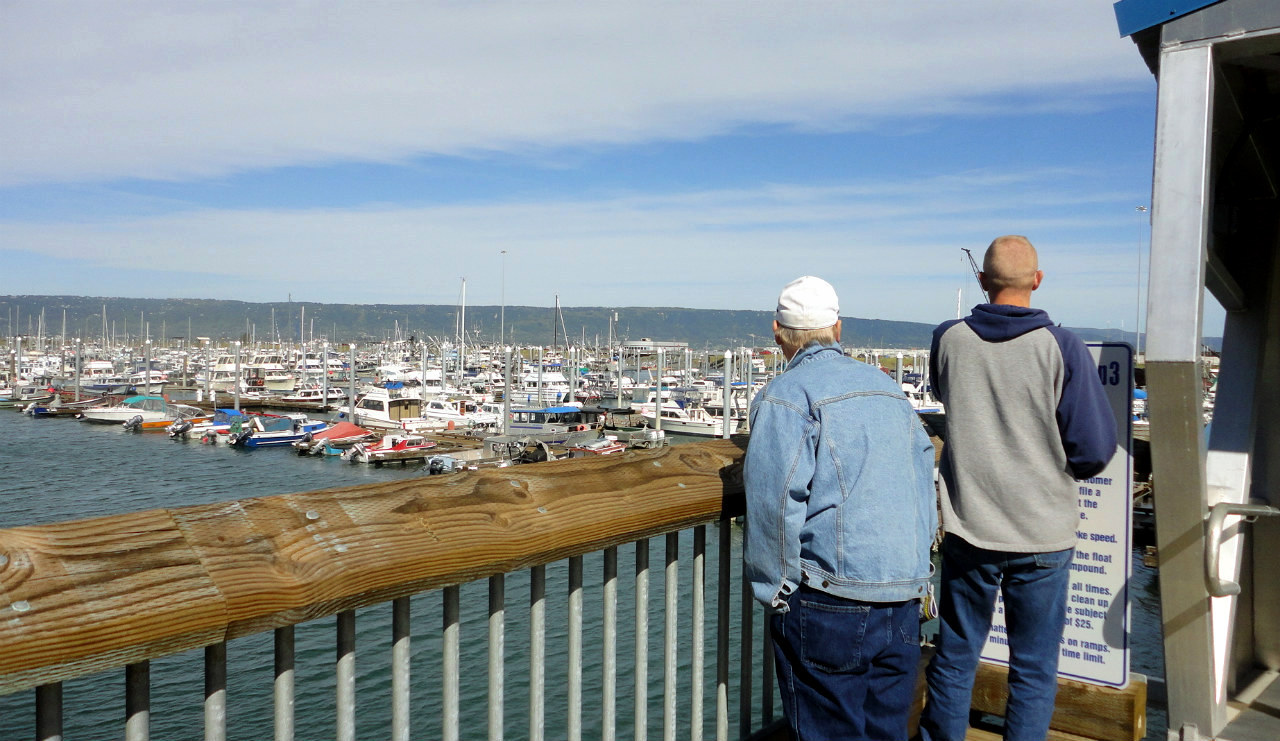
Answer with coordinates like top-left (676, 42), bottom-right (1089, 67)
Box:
top-left (0, 295), bottom-right (1157, 351)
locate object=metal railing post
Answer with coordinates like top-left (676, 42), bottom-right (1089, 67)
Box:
top-left (489, 574), bottom-right (506, 741)
top-left (717, 521), bottom-right (731, 741)
top-left (336, 611), bottom-right (356, 741)
top-left (635, 538), bottom-right (650, 741)
top-left (692, 526), bottom-right (706, 741)
top-left (663, 533), bottom-right (679, 741)
top-left (126, 661), bottom-right (150, 741)
top-left (205, 643), bottom-right (227, 741)
top-left (739, 566), bottom-right (753, 738)
top-left (569, 555), bottom-right (584, 741)
top-left (530, 565), bottom-right (546, 741)
top-left (392, 598), bottom-right (411, 741)
top-left (36, 682), bottom-right (62, 741)
top-left (444, 586), bottom-right (460, 741)
top-left (603, 547), bottom-right (618, 741)
top-left (274, 626), bottom-right (295, 741)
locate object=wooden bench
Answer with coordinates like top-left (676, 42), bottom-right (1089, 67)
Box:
top-left (909, 650), bottom-right (1147, 741)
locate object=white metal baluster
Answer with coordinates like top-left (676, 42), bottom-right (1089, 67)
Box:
top-left (274, 626), bottom-right (295, 741)
top-left (663, 533), bottom-right (679, 741)
top-left (568, 555), bottom-right (584, 741)
top-left (126, 661), bottom-right (150, 741)
top-left (336, 610), bottom-right (356, 741)
top-left (444, 586), bottom-right (461, 741)
top-left (691, 526), bottom-right (706, 741)
top-left (392, 597), bottom-right (411, 741)
top-left (602, 546), bottom-right (618, 741)
top-left (205, 643), bottom-right (227, 741)
top-left (35, 683), bottom-right (62, 741)
top-left (739, 570), bottom-right (753, 739)
top-left (489, 574), bottom-right (506, 741)
top-left (635, 538), bottom-right (649, 741)
top-left (716, 521), bottom-right (731, 741)
top-left (530, 565), bottom-right (546, 741)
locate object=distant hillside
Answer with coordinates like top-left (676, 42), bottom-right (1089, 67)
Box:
top-left (0, 295), bottom-right (1173, 351)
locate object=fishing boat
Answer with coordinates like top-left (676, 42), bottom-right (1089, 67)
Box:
top-left (23, 394), bottom-right (114, 418)
top-left (640, 403), bottom-right (739, 437)
top-left (566, 436), bottom-right (627, 457)
top-left (78, 395), bottom-right (184, 425)
top-left (124, 403), bottom-right (208, 431)
top-left (0, 384), bottom-right (56, 409)
top-left (244, 353), bottom-right (297, 393)
top-left (335, 384), bottom-right (454, 433)
top-left (168, 408), bottom-right (252, 442)
top-left (280, 386), bottom-right (347, 404)
top-left (505, 405), bottom-right (605, 440)
top-left (420, 397), bottom-right (500, 430)
top-left (510, 365), bottom-right (574, 406)
top-left (342, 433), bottom-right (438, 464)
top-left (126, 369), bottom-right (168, 395)
top-left (228, 413), bottom-right (328, 448)
top-left (291, 421), bottom-right (375, 455)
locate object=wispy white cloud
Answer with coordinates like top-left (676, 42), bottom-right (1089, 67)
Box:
top-left (1, 1), bottom-right (1143, 186)
top-left (0, 167), bottom-right (1149, 327)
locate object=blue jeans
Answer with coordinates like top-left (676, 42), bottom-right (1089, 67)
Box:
top-left (919, 535), bottom-right (1074, 741)
top-left (771, 586), bottom-right (921, 741)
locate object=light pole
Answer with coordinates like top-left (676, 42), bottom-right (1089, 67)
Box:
top-left (1136, 205), bottom-right (1149, 357)
top-left (500, 250), bottom-right (507, 347)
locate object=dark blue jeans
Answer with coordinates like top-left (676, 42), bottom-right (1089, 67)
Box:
top-left (919, 535), bottom-right (1074, 741)
top-left (771, 586), bottom-right (921, 741)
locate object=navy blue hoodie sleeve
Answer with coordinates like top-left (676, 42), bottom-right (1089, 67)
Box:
top-left (1048, 328), bottom-right (1117, 479)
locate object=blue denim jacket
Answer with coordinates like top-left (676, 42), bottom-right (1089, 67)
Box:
top-left (744, 343), bottom-right (938, 611)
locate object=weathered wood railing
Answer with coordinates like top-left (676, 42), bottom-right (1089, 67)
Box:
top-left (0, 438), bottom-right (767, 740)
top-left (0, 434), bottom-right (1148, 741)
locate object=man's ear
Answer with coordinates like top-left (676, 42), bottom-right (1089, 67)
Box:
top-left (1032, 270), bottom-right (1044, 291)
top-left (978, 271), bottom-right (991, 292)
top-left (832, 319), bottom-right (842, 343)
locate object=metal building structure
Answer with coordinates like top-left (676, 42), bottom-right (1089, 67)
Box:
top-left (1116, 1), bottom-right (1280, 738)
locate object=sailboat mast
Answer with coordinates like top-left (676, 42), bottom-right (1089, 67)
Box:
top-left (459, 278), bottom-right (466, 387)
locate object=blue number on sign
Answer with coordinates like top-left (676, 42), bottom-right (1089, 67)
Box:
top-left (1096, 361), bottom-right (1121, 386)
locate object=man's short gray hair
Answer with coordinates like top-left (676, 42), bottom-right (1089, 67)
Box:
top-left (775, 324), bottom-right (839, 350)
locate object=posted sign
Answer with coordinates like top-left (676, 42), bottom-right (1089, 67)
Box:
top-left (979, 342), bottom-right (1134, 688)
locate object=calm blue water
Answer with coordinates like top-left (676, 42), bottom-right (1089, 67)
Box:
top-left (0, 410), bottom-right (762, 740)
top-left (0, 409), bottom-right (1166, 739)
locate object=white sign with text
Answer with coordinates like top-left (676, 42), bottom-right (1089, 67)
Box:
top-left (979, 342), bottom-right (1134, 688)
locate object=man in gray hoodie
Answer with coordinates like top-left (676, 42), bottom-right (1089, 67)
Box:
top-left (918, 235), bottom-right (1116, 741)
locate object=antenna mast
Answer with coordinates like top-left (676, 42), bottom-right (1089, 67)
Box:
top-left (961, 248), bottom-right (987, 302)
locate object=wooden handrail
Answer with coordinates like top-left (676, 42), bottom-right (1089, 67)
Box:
top-left (0, 438), bottom-right (748, 695)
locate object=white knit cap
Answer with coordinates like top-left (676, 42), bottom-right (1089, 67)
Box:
top-left (775, 276), bottom-right (839, 330)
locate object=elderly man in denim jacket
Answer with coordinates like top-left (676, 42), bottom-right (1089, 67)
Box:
top-left (745, 276), bottom-right (938, 741)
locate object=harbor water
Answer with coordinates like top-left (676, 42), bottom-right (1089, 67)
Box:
top-left (0, 410), bottom-right (1167, 739)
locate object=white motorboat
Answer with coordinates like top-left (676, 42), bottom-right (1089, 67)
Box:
top-left (336, 384), bottom-right (437, 433)
top-left (79, 395), bottom-right (185, 426)
top-left (245, 353), bottom-right (297, 393)
top-left (421, 397), bottom-right (500, 430)
top-left (280, 386), bottom-right (347, 403)
top-left (641, 404), bottom-right (739, 437)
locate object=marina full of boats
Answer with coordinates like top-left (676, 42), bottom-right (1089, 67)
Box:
top-left (2, 336), bottom-right (963, 475)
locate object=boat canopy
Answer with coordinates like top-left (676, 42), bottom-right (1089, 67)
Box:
top-left (256, 416), bottom-right (297, 433)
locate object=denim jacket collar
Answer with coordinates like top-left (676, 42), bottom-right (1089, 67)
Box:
top-left (785, 342), bottom-right (843, 372)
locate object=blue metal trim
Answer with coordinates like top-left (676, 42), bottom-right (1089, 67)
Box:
top-left (1114, 0), bottom-right (1225, 37)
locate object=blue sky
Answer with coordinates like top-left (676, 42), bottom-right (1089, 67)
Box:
top-left (0, 2), bottom-right (1210, 335)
